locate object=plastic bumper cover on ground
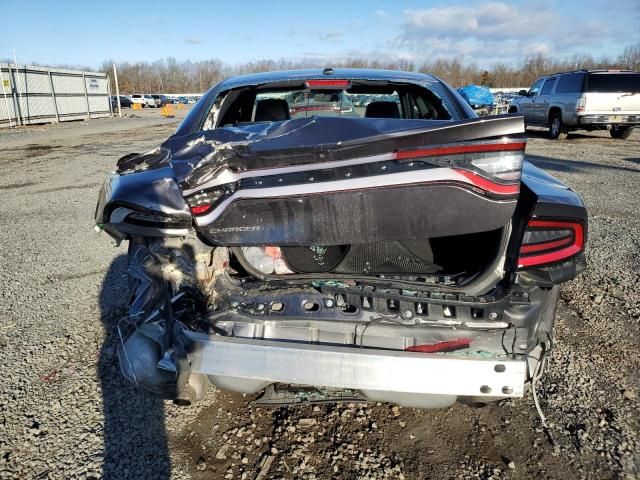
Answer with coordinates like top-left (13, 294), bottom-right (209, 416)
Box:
top-left (184, 332), bottom-right (527, 399)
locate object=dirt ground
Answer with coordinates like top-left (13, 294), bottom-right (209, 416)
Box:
top-left (0, 110), bottom-right (638, 479)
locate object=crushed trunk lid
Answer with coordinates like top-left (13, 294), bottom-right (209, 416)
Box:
top-left (172, 115), bottom-right (525, 246)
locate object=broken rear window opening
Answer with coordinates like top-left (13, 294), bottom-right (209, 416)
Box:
top-left (200, 79), bottom-right (459, 130)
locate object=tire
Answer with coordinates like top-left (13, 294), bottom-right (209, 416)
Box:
top-left (610, 126), bottom-right (633, 139)
top-left (549, 113), bottom-right (568, 140)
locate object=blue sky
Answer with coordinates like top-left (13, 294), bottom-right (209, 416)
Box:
top-left (3, 0), bottom-right (639, 68)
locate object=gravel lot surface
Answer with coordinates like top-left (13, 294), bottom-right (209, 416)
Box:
top-left (0, 113), bottom-right (638, 479)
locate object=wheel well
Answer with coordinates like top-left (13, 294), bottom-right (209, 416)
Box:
top-left (548, 107), bottom-right (562, 121)
top-left (508, 106), bottom-right (517, 113)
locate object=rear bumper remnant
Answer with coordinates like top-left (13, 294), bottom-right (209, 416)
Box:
top-left (579, 114), bottom-right (640, 125)
top-left (184, 332), bottom-right (526, 399)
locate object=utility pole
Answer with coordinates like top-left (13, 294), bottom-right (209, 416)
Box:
top-left (113, 63), bottom-right (121, 117)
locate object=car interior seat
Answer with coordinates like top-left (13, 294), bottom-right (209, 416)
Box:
top-left (254, 99), bottom-right (291, 122)
top-left (365, 101), bottom-right (401, 119)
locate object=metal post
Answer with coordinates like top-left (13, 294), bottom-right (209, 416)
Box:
top-left (0, 66), bottom-right (14, 128)
top-left (9, 65), bottom-right (24, 126)
top-left (48, 69), bottom-right (60, 123)
top-left (113, 64), bottom-right (121, 117)
top-left (13, 48), bottom-right (25, 126)
top-left (106, 74), bottom-right (113, 116)
top-left (82, 73), bottom-right (90, 119)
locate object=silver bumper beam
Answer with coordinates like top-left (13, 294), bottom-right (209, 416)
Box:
top-left (185, 332), bottom-right (526, 398)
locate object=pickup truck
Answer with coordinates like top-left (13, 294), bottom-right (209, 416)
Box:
top-left (95, 69), bottom-right (587, 409)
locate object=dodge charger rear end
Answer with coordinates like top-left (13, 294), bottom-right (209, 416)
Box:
top-left (95, 69), bottom-right (587, 408)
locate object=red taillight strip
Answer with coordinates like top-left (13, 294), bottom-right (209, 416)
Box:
top-left (518, 245), bottom-right (583, 268)
top-left (518, 219), bottom-right (585, 268)
top-left (520, 236), bottom-right (572, 254)
top-left (190, 204), bottom-right (212, 215)
top-left (454, 169), bottom-right (520, 195)
top-left (305, 79), bottom-right (351, 89)
top-left (395, 141), bottom-right (526, 160)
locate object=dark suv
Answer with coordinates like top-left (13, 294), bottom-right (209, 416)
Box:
top-left (110, 95), bottom-right (132, 110)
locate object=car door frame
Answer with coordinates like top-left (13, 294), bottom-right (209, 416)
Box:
top-left (520, 78), bottom-right (545, 124)
top-left (535, 76), bottom-right (558, 124)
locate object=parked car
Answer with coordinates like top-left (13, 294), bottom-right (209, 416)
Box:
top-left (130, 94), bottom-right (156, 108)
top-left (509, 70), bottom-right (640, 139)
top-left (110, 95), bottom-right (132, 110)
top-left (149, 94), bottom-right (172, 107)
top-left (95, 69), bottom-right (586, 409)
top-left (353, 95), bottom-right (373, 107)
top-left (287, 90), bottom-right (356, 117)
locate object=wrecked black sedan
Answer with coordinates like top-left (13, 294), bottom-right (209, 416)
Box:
top-left (95, 69), bottom-right (586, 409)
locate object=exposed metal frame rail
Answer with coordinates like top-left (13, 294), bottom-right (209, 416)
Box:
top-left (185, 333), bottom-right (527, 398)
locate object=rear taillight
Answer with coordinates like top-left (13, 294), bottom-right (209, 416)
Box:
top-left (188, 188), bottom-right (228, 216)
top-left (469, 153), bottom-right (523, 181)
top-left (241, 246), bottom-right (294, 275)
top-left (396, 141), bottom-right (526, 197)
top-left (518, 219), bottom-right (584, 268)
top-left (576, 97), bottom-right (586, 113)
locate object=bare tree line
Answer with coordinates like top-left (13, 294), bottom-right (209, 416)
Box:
top-left (12, 43), bottom-right (640, 95)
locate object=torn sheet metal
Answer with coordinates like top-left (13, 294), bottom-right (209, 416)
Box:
top-left (96, 114), bottom-right (525, 246)
top-left (114, 115), bottom-right (523, 186)
top-left (166, 114), bottom-right (524, 188)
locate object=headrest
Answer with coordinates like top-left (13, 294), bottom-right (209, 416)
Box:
top-left (365, 101), bottom-right (400, 119)
top-left (254, 99), bottom-right (290, 122)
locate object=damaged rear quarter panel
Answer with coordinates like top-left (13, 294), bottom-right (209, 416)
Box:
top-left (95, 166), bottom-right (190, 226)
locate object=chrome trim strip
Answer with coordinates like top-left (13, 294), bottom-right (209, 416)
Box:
top-left (183, 152), bottom-right (395, 195)
top-left (193, 167), bottom-right (471, 225)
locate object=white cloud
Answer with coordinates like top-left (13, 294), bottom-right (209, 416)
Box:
top-left (184, 37), bottom-right (204, 45)
top-left (401, 3), bottom-right (558, 41)
top-left (395, 2), bottom-right (612, 64)
top-left (319, 31), bottom-right (342, 42)
top-left (278, 1), bottom-right (636, 68)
